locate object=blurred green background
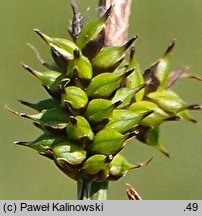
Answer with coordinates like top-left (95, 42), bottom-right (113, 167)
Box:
top-left (0, 0), bottom-right (201, 200)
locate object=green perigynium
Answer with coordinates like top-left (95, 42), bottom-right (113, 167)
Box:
top-left (8, 3), bottom-right (201, 199)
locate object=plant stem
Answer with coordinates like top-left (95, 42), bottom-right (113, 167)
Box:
top-left (77, 179), bottom-right (91, 200)
top-left (90, 181), bottom-right (108, 200)
top-left (77, 179), bottom-right (108, 200)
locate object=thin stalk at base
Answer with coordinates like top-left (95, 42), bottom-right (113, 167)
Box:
top-left (77, 179), bottom-right (91, 200)
top-left (77, 179), bottom-right (108, 200)
top-left (90, 181), bottom-right (108, 200)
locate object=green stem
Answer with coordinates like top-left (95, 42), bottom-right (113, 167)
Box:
top-left (77, 179), bottom-right (91, 200)
top-left (77, 179), bottom-right (108, 200)
top-left (90, 181), bottom-right (108, 200)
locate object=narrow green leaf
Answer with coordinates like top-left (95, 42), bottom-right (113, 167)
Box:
top-left (19, 98), bottom-right (60, 111)
top-left (15, 132), bottom-right (67, 153)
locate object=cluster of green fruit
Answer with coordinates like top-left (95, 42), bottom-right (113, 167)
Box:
top-left (10, 5), bottom-right (201, 185)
